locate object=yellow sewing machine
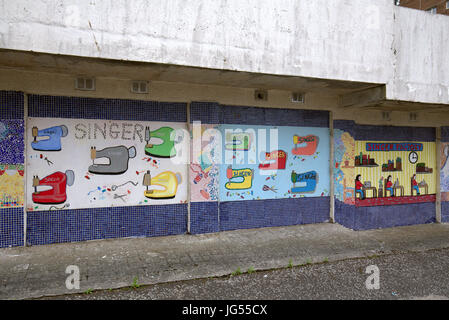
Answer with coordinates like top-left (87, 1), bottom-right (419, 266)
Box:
top-left (142, 170), bottom-right (182, 199)
top-left (225, 166), bottom-right (254, 190)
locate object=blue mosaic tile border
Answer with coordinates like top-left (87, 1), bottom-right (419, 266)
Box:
top-left (28, 95), bottom-right (187, 122)
top-left (442, 202), bottom-right (449, 223)
top-left (442, 126), bottom-right (449, 142)
top-left (0, 207), bottom-right (24, 248)
top-left (190, 102), bottom-right (222, 124)
top-left (335, 199), bottom-right (435, 230)
top-left (26, 204), bottom-right (187, 245)
top-left (333, 120), bottom-right (357, 137)
top-left (190, 102), bottom-right (329, 127)
top-left (219, 197), bottom-right (330, 232)
top-left (334, 120), bottom-right (435, 142)
top-left (0, 91), bottom-right (24, 119)
top-left (189, 201), bottom-right (219, 234)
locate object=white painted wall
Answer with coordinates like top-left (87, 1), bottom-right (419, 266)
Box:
top-left (0, 0), bottom-right (448, 105)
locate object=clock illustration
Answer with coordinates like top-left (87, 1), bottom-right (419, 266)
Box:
top-left (409, 151), bottom-right (418, 164)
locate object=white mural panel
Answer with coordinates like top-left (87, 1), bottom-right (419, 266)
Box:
top-left (26, 117), bottom-right (188, 211)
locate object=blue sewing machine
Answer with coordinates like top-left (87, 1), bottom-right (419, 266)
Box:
top-left (290, 170), bottom-right (318, 194)
top-left (31, 125), bottom-right (68, 151)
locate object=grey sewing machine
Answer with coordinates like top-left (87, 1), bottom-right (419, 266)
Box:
top-left (88, 145), bottom-right (136, 175)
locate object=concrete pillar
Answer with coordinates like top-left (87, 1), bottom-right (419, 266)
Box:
top-left (436, 126), bottom-right (441, 223)
top-left (329, 111), bottom-right (335, 223)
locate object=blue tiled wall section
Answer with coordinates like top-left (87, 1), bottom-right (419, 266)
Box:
top-left (190, 202), bottom-right (219, 234)
top-left (190, 102), bottom-right (329, 127)
top-left (0, 91), bottom-right (24, 119)
top-left (28, 95), bottom-right (187, 122)
top-left (335, 198), bottom-right (435, 230)
top-left (219, 197), bottom-right (330, 231)
top-left (441, 126), bottom-right (449, 142)
top-left (0, 208), bottom-right (24, 248)
top-left (442, 202), bottom-right (449, 223)
top-left (26, 204), bottom-right (187, 245)
top-left (334, 120), bottom-right (435, 142)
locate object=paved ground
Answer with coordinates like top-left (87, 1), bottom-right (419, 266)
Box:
top-left (1, 222), bottom-right (449, 300)
top-left (39, 247), bottom-right (449, 300)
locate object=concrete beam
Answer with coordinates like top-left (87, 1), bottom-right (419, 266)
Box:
top-left (339, 86), bottom-right (386, 109)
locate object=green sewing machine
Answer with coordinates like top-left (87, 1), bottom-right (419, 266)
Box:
top-left (144, 126), bottom-right (176, 158)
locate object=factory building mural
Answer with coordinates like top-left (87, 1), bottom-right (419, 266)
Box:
top-left (354, 141), bottom-right (436, 206)
top-left (26, 117), bottom-right (189, 211)
top-left (333, 121), bottom-right (437, 230)
top-left (218, 124), bottom-right (330, 202)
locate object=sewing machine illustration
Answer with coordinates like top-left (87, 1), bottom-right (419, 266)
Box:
top-left (89, 145), bottom-right (136, 175)
top-left (144, 126), bottom-right (177, 158)
top-left (290, 170), bottom-right (318, 193)
top-left (291, 135), bottom-right (319, 156)
top-left (225, 166), bottom-right (254, 190)
top-left (32, 170), bottom-right (75, 204)
top-left (258, 150), bottom-right (287, 171)
top-left (142, 170), bottom-right (182, 199)
top-left (225, 132), bottom-right (252, 151)
top-left (31, 125), bottom-right (68, 151)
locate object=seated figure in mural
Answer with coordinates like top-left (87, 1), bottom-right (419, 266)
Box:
top-left (411, 173), bottom-right (420, 196)
top-left (385, 175), bottom-right (394, 197)
top-left (355, 174), bottom-right (365, 200)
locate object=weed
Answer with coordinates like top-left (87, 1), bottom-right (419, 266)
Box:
top-left (288, 259), bottom-right (293, 268)
top-left (84, 288), bottom-right (93, 294)
top-left (132, 276), bottom-right (140, 289)
top-left (231, 267), bottom-right (242, 276)
top-left (247, 266), bottom-right (255, 274)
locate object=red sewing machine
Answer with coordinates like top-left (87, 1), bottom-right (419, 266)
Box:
top-left (32, 170), bottom-right (75, 204)
top-left (258, 150), bottom-right (287, 170)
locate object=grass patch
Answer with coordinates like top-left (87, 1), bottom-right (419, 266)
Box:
top-left (231, 267), bottom-right (242, 276)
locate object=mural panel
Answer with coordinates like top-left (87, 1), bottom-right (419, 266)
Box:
top-left (190, 124), bottom-right (220, 202)
top-left (0, 164), bottom-right (24, 207)
top-left (441, 142), bottom-right (449, 202)
top-left (219, 124), bottom-right (330, 202)
top-left (26, 117), bottom-right (188, 211)
top-left (354, 141), bottom-right (436, 206)
top-left (334, 129), bottom-right (356, 205)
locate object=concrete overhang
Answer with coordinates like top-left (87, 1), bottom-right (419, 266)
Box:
top-left (1, 49), bottom-right (448, 115)
top-left (0, 49), bottom-right (380, 96)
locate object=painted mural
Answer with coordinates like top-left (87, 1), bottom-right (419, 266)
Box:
top-left (354, 141), bottom-right (436, 206)
top-left (0, 119), bottom-right (25, 208)
top-left (0, 119), bottom-right (25, 164)
top-left (26, 117), bottom-right (189, 211)
top-left (0, 164), bottom-right (24, 207)
top-left (219, 124), bottom-right (330, 202)
top-left (190, 124), bottom-right (220, 202)
top-left (334, 129), bottom-right (355, 205)
top-left (441, 142), bottom-right (449, 202)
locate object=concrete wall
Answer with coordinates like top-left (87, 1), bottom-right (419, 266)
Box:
top-left (388, 6), bottom-right (449, 104)
top-left (3, 0), bottom-right (446, 104)
top-left (0, 0), bottom-right (394, 85)
top-left (2, 0), bottom-right (448, 104)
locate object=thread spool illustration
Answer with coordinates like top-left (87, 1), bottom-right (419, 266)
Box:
top-left (90, 146), bottom-right (96, 165)
top-left (32, 127), bottom-right (38, 143)
top-left (143, 170), bottom-right (152, 193)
